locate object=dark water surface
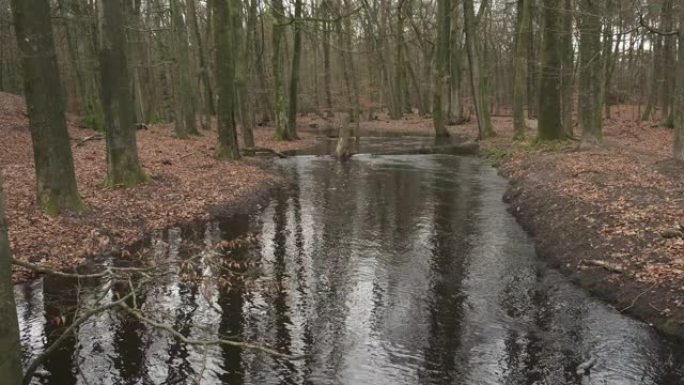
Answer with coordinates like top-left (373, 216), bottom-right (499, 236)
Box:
top-left (15, 153), bottom-right (684, 385)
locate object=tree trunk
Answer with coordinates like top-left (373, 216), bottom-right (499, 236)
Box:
top-left (672, 4), bottom-right (684, 160)
top-left (99, 0), bottom-right (147, 187)
top-left (171, 0), bottom-right (199, 138)
top-left (432, 0), bottom-right (451, 137)
top-left (213, 0), bottom-right (241, 159)
top-left (187, 0), bottom-right (216, 120)
top-left (537, 0), bottom-right (563, 140)
top-left (463, 0), bottom-right (493, 139)
top-left (448, 0), bottom-right (465, 125)
top-left (238, 0), bottom-right (258, 149)
top-left (337, 0), bottom-right (361, 137)
top-left (513, 0), bottom-right (530, 139)
top-left (272, 0), bottom-right (289, 140)
top-left (578, 0), bottom-right (603, 143)
top-left (560, 0), bottom-right (574, 136)
top-left (125, 1), bottom-right (146, 127)
top-left (11, 0), bottom-right (85, 213)
top-left (0, 175), bottom-right (22, 385)
top-left (336, 114), bottom-right (352, 159)
top-left (287, 0), bottom-right (303, 139)
top-left (322, 1), bottom-right (334, 117)
top-left (527, 0), bottom-right (539, 118)
top-left (660, 0), bottom-right (675, 125)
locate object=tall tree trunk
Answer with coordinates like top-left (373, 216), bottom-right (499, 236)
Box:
top-left (11, 0), bottom-right (85, 213)
top-left (642, 33), bottom-right (661, 121)
top-left (660, 0), bottom-right (675, 125)
top-left (463, 0), bottom-right (493, 138)
top-left (187, 0), bottom-right (216, 120)
top-left (513, 0), bottom-right (530, 139)
top-left (560, 0), bottom-right (574, 136)
top-left (171, 0), bottom-right (199, 138)
top-left (322, 1), bottom-right (334, 117)
top-left (238, 0), bottom-right (258, 148)
top-left (448, 0), bottom-right (465, 125)
top-left (578, 0), bottom-right (603, 143)
top-left (338, 0), bottom-right (360, 137)
top-left (100, 0), bottom-right (147, 187)
top-left (124, 0), bottom-right (146, 126)
top-left (527, 0), bottom-right (539, 118)
top-left (287, 0), bottom-right (303, 139)
top-left (0, 175), bottom-right (22, 385)
top-left (272, 0), bottom-right (289, 140)
top-left (432, 0), bottom-right (451, 137)
top-left (396, 0), bottom-right (410, 115)
top-left (672, 3), bottom-right (684, 160)
top-left (213, 0), bottom-right (241, 159)
top-left (537, 0), bottom-right (563, 140)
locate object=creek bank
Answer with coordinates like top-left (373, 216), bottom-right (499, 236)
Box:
top-left (482, 142), bottom-right (684, 340)
top-left (0, 101), bottom-right (317, 282)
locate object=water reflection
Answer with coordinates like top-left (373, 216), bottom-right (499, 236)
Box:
top-left (15, 154), bottom-right (684, 385)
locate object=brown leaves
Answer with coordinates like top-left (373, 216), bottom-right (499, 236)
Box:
top-left (0, 98), bottom-right (314, 282)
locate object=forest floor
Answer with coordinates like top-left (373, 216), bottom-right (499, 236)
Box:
top-left (0, 92), bottom-right (317, 281)
top-left (305, 106), bottom-right (684, 338)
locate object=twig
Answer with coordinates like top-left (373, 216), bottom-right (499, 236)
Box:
top-left (620, 283), bottom-right (658, 313)
top-left (180, 152), bottom-right (197, 159)
top-left (12, 257), bottom-right (110, 279)
top-left (118, 303), bottom-right (305, 360)
top-left (195, 344), bottom-right (210, 385)
top-left (75, 134), bottom-right (104, 147)
top-left (242, 147), bottom-right (288, 158)
top-left (22, 289), bottom-right (138, 385)
top-left (580, 259), bottom-right (624, 274)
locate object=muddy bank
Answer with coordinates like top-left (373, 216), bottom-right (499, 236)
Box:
top-left (494, 153), bottom-right (684, 340)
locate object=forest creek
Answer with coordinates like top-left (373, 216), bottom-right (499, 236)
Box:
top-left (2, 93), bottom-right (684, 383)
top-left (2, 0), bottom-right (684, 382)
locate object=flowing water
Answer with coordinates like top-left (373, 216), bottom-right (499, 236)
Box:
top-left (14, 147), bottom-right (684, 385)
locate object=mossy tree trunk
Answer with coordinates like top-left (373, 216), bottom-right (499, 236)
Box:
top-left (432, 0), bottom-right (451, 137)
top-left (286, 0), bottom-right (303, 140)
top-left (322, 2), bottom-right (334, 117)
top-left (448, 1), bottom-right (465, 125)
top-left (171, 0), bottom-right (199, 138)
top-left (0, 175), bottom-right (22, 385)
top-left (99, 0), bottom-right (147, 187)
top-left (463, 0), bottom-right (493, 139)
top-left (272, 0), bottom-right (290, 141)
top-left (213, 0), bottom-right (241, 159)
top-left (659, 0), bottom-right (675, 125)
top-left (512, 0), bottom-right (530, 139)
top-left (537, 0), bottom-right (564, 140)
top-left (578, 0), bottom-right (603, 143)
top-left (124, 0), bottom-right (146, 127)
top-left (187, 0), bottom-right (216, 122)
top-left (337, 0), bottom-right (361, 138)
top-left (238, 0), bottom-right (258, 149)
top-left (11, 0), bottom-right (85, 214)
top-left (560, 0), bottom-right (574, 136)
top-left (526, 0), bottom-right (539, 119)
top-left (672, 3), bottom-right (684, 161)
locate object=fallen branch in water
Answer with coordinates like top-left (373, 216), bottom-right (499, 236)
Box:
top-left (242, 147), bottom-right (288, 158)
top-left (118, 303), bottom-right (305, 360)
